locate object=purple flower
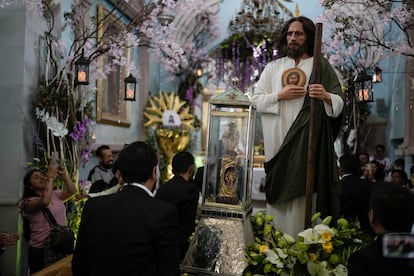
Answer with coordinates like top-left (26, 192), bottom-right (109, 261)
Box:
top-left (81, 146), bottom-right (93, 166)
top-left (185, 87), bottom-right (194, 102)
top-left (69, 117), bottom-right (90, 141)
top-left (78, 179), bottom-right (91, 193)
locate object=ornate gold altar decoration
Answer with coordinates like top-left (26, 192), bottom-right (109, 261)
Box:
top-left (144, 92), bottom-right (195, 183)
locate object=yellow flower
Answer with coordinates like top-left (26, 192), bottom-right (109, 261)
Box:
top-left (308, 253), bottom-right (317, 262)
top-left (321, 231), bottom-right (332, 242)
top-left (259, 244), bottom-right (269, 254)
top-left (322, 241), bottom-right (333, 253)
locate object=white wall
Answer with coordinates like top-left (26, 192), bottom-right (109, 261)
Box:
top-left (0, 2), bottom-right (45, 275)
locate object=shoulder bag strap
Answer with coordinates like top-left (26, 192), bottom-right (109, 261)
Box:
top-left (42, 208), bottom-right (58, 226)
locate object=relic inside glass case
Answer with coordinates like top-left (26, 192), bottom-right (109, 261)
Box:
top-left (201, 83), bottom-right (256, 215)
top-left (180, 82), bottom-right (256, 275)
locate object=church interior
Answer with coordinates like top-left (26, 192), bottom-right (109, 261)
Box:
top-left (1, 0), bottom-right (414, 275)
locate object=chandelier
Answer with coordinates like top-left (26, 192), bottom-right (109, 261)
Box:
top-left (228, 0), bottom-right (295, 35)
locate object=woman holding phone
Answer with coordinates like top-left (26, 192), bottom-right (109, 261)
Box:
top-left (18, 159), bottom-right (76, 274)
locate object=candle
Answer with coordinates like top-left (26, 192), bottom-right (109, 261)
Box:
top-left (126, 88), bottom-right (134, 99)
top-left (78, 71), bottom-right (87, 82)
top-left (358, 89), bottom-right (363, 101)
top-left (363, 89), bottom-right (369, 101)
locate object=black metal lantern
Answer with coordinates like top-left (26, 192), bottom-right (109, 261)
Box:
top-left (372, 67), bottom-right (382, 83)
top-left (124, 73), bottom-right (137, 101)
top-left (354, 73), bottom-right (374, 103)
top-left (74, 50), bottom-right (90, 86)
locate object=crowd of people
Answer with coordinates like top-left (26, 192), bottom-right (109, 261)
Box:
top-left (14, 142), bottom-right (200, 275)
top-left (340, 146), bottom-right (414, 275)
top-left (357, 145), bottom-right (414, 191)
top-left (10, 139), bottom-right (414, 275)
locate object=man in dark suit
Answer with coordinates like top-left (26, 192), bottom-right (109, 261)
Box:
top-left (156, 151), bottom-right (199, 260)
top-left (339, 154), bottom-right (373, 235)
top-left (72, 141), bottom-right (180, 276)
top-left (348, 182), bottom-right (414, 276)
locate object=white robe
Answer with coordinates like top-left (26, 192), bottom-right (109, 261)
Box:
top-left (250, 56), bottom-right (344, 236)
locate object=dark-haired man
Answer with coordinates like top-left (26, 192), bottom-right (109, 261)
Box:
top-left (339, 154), bottom-right (373, 235)
top-left (348, 183), bottom-right (414, 275)
top-left (250, 16), bottom-right (345, 236)
top-left (87, 145), bottom-right (118, 193)
top-left (156, 151), bottom-right (199, 260)
top-left (72, 141), bottom-right (180, 275)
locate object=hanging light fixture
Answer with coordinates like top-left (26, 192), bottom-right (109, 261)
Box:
top-left (354, 72), bottom-right (374, 103)
top-left (124, 73), bottom-right (137, 101)
top-left (228, 0), bottom-right (294, 35)
top-left (75, 49), bottom-right (90, 86)
top-left (372, 67), bottom-right (382, 83)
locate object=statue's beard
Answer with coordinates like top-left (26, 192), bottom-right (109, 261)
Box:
top-left (287, 43), bottom-right (307, 59)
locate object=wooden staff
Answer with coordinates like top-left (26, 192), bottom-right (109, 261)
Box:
top-left (304, 23), bottom-right (323, 228)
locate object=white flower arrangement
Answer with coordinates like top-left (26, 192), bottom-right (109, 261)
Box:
top-left (35, 108), bottom-right (68, 138)
top-left (244, 212), bottom-right (373, 276)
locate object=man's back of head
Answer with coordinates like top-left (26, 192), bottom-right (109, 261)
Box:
top-left (370, 182), bottom-right (414, 234)
top-left (172, 151), bottom-right (194, 175)
top-left (339, 154), bottom-right (360, 175)
top-left (116, 141), bottom-right (158, 184)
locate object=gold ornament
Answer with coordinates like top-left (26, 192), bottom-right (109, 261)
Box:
top-left (144, 92), bottom-right (195, 183)
top-left (144, 92), bottom-right (195, 130)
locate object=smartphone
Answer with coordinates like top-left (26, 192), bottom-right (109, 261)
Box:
top-left (383, 233), bottom-right (414, 259)
top-left (51, 151), bottom-right (60, 168)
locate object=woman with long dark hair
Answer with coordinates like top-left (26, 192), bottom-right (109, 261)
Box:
top-left (18, 160), bottom-right (76, 274)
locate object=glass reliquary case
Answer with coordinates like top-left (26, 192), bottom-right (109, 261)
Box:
top-left (181, 82), bottom-right (256, 275)
top-left (201, 83), bottom-right (256, 217)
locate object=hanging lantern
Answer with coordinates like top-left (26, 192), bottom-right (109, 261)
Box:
top-left (124, 73), bottom-right (137, 101)
top-left (74, 50), bottom-right (90, 86)
top-left (372, 67), bottom-right (382, 83)
top-left (354, 73), bottom-right (373, 103)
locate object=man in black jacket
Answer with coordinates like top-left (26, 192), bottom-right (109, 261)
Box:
top-left (339, 154), bottom-right (373, 235)
top-left (348, 182), bottom-right (414, 276)
top-left (156, 151), bottom-right (199, 260)
top-left (72, 141), bottom-right (180, 276)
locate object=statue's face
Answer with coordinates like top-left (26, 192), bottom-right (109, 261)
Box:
top-left (286, 21), bottom-right (307, 59)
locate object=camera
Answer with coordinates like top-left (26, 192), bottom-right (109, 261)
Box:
top-left (383, 233), bottom-right (414, 259)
